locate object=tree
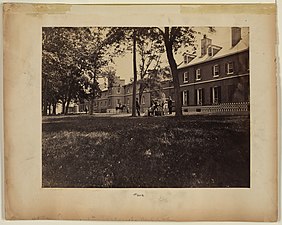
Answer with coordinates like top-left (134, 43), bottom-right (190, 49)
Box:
top-left (155, 27), bottom-right (196, 116)
top-left (42, 27), bottom-right (114, 115)
top-left (136, 28), bottom-right (165, 107)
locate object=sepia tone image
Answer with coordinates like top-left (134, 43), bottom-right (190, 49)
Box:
top-left (42, 26), bottom-right (250, 188)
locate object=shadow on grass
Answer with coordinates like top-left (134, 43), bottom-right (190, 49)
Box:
top-left (42, 115), bottom-right (250, 188)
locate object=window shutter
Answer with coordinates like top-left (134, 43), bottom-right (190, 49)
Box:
top-left (218, 64), bottom-right (221, 75)
top-left (218, 86), bottom-right (222, 103)
top-left (194, 89), bottom-right (197, 105)
top-left (181, 91), bottom-right (183, 106)
top-left (225, 63), bottom-right (228, 74)
top-left (187, 90), bottom-right (189, 106)
top-left (212, 66), bottom-right (214, 76)
top-left (202, 88), bottom-right (205, 105)
top-left (210, 87), bottom-right (213, 105)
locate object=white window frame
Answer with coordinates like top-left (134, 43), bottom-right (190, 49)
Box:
top-left (184, 55), bottom-right (188, 64)
top-left (213, 64), bottom-right (219, 77)
top-left (182, 90), bottom-right (188, 106)
top-left (227, 62), bottom-right (234, 75)
top-left (195, 69), bottom-right (201, 81)
top-left (208, 46), bottom-right (213, 56)
top-left (197, 89), bottom-right (203, 106)
top-left (212, 86), bottom-right (219, 104)
top-left (183, 72), bottom-right (189, 83)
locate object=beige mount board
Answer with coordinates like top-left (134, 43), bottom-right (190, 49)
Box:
top-left (3, 3), bottom-right (277, 221)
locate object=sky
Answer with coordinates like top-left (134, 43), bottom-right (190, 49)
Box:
top-left (111, 27), bottom-right (249, 84)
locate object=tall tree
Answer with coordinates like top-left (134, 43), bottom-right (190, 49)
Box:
top-left (155, 27), bottom-right (196, 116)
top-left (136, 29), bottom-right (165, 106)
top-left (42, 27), bottom-right (114, 115)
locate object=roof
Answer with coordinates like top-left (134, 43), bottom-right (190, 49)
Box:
top-left (178, 29), bottom-right (249, 70)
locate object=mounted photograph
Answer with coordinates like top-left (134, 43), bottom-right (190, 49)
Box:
top-left (42, 26), bottom-right (250, 188)
top-left (4, 3), bottom-right (277, 221)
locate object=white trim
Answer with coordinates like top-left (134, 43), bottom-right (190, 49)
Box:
top-left (196, 88), bottom-right (203, 106)
top-left (213, 64), bottom-right (220, 77)
top-left (180, 73), bottom-right (249, 87)
top-left (195, 68), bottom-right (201, 81)
top-left (178, 48), bottom-right (249, 69)
top-left (227, 62), bottom-right (234, 75)
top-left (183, 71), bottom-right (189, 83)
top-left (182, 90), bottom-right (188, 106)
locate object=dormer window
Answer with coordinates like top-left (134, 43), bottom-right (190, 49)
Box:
top-left (208, 45), bottom-right (221, 57)
top-left (208, 46), bottom-right (213, 56)
top-left (195, 69), bottom-right (201, 81)
top-left (183, 72), bottom-right (189, 83)
top-left (184, 55), bottom-right (188, 64)
top-left (184, 54), bottom-right (196, 64)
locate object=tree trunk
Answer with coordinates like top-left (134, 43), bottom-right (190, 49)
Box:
top-left (48, 103), bottom-right (51, 116)
top-left (89, 98), bottom-right (94, 115)
top-left (43, 78), bottom-right (48, 116)
top-left (132, 29), bottom-right (137, 117)
top-left (62, 100), bottom-right (66, 114)
top-left (65, 97), bottom-right (71, 115)
top-left (163, 27), bottom-right (182, 116)
top-left (52, 102), bottom-right (56, 115)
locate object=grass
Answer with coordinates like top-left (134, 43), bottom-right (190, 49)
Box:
top-left (42, 114), bottom-right (250, 188)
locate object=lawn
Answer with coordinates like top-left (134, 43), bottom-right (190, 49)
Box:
top-left (42, 114), bottom-right (250, 188)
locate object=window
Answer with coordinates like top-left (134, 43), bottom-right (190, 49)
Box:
top-left (183, 72), bottom-right (189, 83)
top-left (142, 96), bottom-right (145, 104)
top-left (197, 89), bottom-right (203, 105)
top-left (117, 87), bottom-right (121, 93)
top-left (182, 90), bottom-right (189, 106)
top-left (116, 99), bottom-right (121, 105)
top-left (195, 69), bottom-right (201, 81)
top-left (127, 88), bottom-right (130, 94)
top-left (184, 55), bottom-right (188, 64)
top-left (213, 64), bottom-right (220, 77)
top-left (108, 89), bottom-right (112, 95)
top-left (208, 46), bottom-right (213, 56)
top-left (227, 62), bottom-right (234, 75)
top-left (212, 86), bottom-right (221, 104)
top-left (127, 98), bottom-right (130, 105)
top-left (108, 99), bottom-right (111, 106)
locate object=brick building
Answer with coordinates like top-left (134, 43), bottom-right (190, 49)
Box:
top-left (80, 27), bottom-right (249, 115)
top-left (176, 27), bottom-right (249, 113)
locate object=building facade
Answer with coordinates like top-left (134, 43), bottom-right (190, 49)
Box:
top-left (176, 27), bottom-right (249, 114)
top-left (79, 27), bottom-right (249, 115)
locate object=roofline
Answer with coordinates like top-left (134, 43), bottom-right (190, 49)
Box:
top-left (178, 48), bottom-right (249, 70)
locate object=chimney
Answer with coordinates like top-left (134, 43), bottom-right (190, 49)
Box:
top-left (231, 27), bottom-right (241, 47)
top-left (201, 35), bottom-right (212, 57)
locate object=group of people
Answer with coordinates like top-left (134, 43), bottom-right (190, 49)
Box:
top-left (147, 97), bottom-right (173, 116)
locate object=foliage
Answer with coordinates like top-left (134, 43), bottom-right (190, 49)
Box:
top-left (42, 27), bottom-right (114, 115)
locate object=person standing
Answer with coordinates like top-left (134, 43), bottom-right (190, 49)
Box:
top-left (168, 96), bottom-right (173, 114)
top-left (136, 98), bottom-right (141, 116)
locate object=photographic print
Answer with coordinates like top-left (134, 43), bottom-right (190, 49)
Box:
top-left (42, 26), bottom-right (250, 188)
top-left (4, 4), bottom-right (277, 221)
